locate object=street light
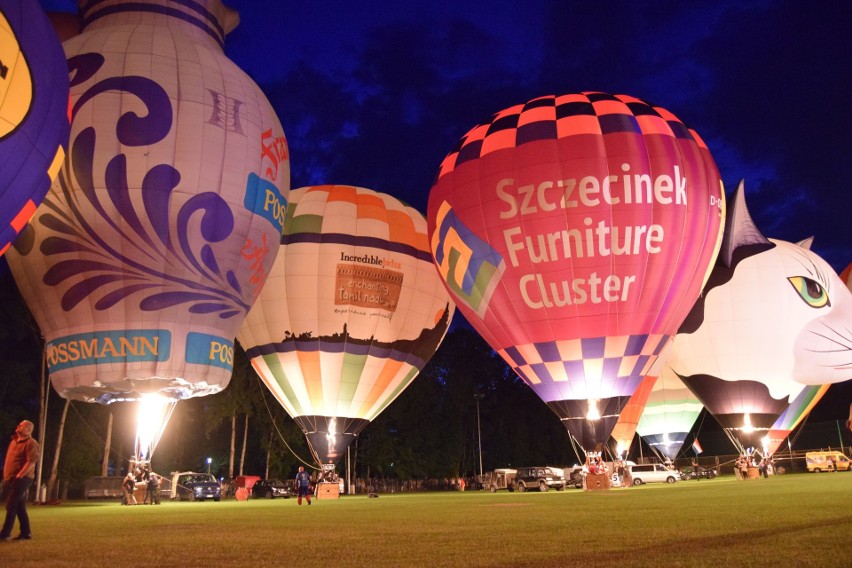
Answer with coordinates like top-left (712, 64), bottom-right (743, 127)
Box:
top-left (474, 394), bottom-right (484, 482)
top-left (206, 457), bottom-right (212, 474)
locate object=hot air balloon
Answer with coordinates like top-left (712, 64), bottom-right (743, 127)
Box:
top-left (609, 374), bottom-right (656, 458)
top-left (427, 92), bottom-right (724, 451)
top-left (0, 0), bottom-right (69, 256)
top-left (238, 185), bottom-right (455, 466)
top-left (635, 362), bottom-right (704, 461)
top-left (762, 384), bottom-right (830, 456)
top-left (669, 183), bottom-right (852, 452)
top-left (7, 0), bottom-right (288, 420)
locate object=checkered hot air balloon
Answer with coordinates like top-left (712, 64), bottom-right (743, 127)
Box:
top-left (0, 0), bottom-right (69, 256)
top-left (427, 92), bottom-right (725, 451)
top-left (238, 185), bottom-right (455, 465)
top-left (7, 0), bottom-right (288, 404)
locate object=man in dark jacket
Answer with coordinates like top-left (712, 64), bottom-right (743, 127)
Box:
top-left (1, 420), bottom-right (40, 541)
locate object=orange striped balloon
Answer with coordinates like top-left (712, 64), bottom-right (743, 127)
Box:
top-left (239, 185), bottom-right (455, 465)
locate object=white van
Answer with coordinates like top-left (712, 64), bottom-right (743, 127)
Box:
top-left (628, 463), bottom-right (678, 485)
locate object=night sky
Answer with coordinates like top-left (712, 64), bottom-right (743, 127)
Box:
top-left (27, 0), bottom-right (852, 419)
top-left (40, 0), bottom-right (852, 269)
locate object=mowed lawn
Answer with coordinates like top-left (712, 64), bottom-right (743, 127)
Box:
top-left (2, 474), bottom-right (850, 567)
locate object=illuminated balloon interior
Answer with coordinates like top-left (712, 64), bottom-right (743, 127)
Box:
top-left (134, 395), bottom-right (177, 462)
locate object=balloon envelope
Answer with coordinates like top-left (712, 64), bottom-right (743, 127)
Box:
top-left (763, 384), bottom-right (830, 456)
top-left (238, 185), bottom-right (455, 465)
top-left (636, 363), bottom-right (703, 461)
top-left (609, 374), bottom-right (656, 456)
top-left (671, 185), bottom-right (852, 450)
top-left (7, 0), bottom-right (288, 403)
top-left (0, 0), bottom-right (69, 256)
top-left (427, 92), bottom-right (724, 450)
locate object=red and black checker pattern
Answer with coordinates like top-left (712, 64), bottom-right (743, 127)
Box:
top-left (436, 92), bottom-right (710, 180)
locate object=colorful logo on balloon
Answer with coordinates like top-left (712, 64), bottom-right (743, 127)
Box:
top-left (431, 200), bottom-right (505, 318)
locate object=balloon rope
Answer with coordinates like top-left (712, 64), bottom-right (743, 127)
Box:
top-left (721, 428), bottom-right (745, 455)
top-left (786, 412), bottom-right (813, 451)
top-left (253, 374), bottom-right (320, 471)
top-left (646, 442), bottom-right (666, 463)
top-left (67, 401), bottom-right (167, 481)
top-left (68, 401), bottom-right (125, 464)
top-left (566, 432), bottom-right (585, 464)
top-left (693, 408), bottom-right (709, 439)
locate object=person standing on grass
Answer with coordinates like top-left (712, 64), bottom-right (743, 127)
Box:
top-left (146, 473), bottom-right (161, 505)
top-left (123, 473), bottom-right (137, 506)
top-left (1, 420), bottom-right (40, 542)
top-left (296, 466), bottom-right (312, 506)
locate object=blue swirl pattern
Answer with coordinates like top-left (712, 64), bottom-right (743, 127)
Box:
top-left (28, 52), bottom-right (248, 319)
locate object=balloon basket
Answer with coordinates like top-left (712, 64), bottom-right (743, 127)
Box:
top-left (133, 484), bottom-right (147, 503)
top-left (746, 467), bottom-right (760, 480)
top-left (316, 482), bottom-right (340, 500)
top-left (584, 472), bottom-right (611, 491)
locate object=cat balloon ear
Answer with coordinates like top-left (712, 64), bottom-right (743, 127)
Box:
top-left (796, 236), bottom-right (814, 250)
top-left (719, 180), bottom-right (771, 267)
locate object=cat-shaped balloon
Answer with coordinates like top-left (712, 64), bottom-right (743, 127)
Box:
top-left (662, 181), bottom-right (852, 449)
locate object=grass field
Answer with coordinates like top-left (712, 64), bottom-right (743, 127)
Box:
top-left (2, 473), bottom-right (850, 567)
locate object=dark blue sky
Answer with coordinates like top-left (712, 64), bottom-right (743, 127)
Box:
top-left (41, 0), bottom-right (852, 271)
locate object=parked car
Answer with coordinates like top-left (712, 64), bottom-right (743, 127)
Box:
top-left (479, 468), bottom-right (517, 492)
top-left (251, 479), bottom-right (293, 499)
top-left (512, 466), bottom-right (566, 492)
top-left (679, 465), bottom-right (718, 480)
top-left (171, 472), bottom-right (221, 501)
top-left (628, 463), bottom-right (678, 485)
top-left (565, 467), bottom-right (585, 489)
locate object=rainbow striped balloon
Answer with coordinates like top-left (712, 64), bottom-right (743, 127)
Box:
top-left (239, 185), bottom-right (455, 465)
